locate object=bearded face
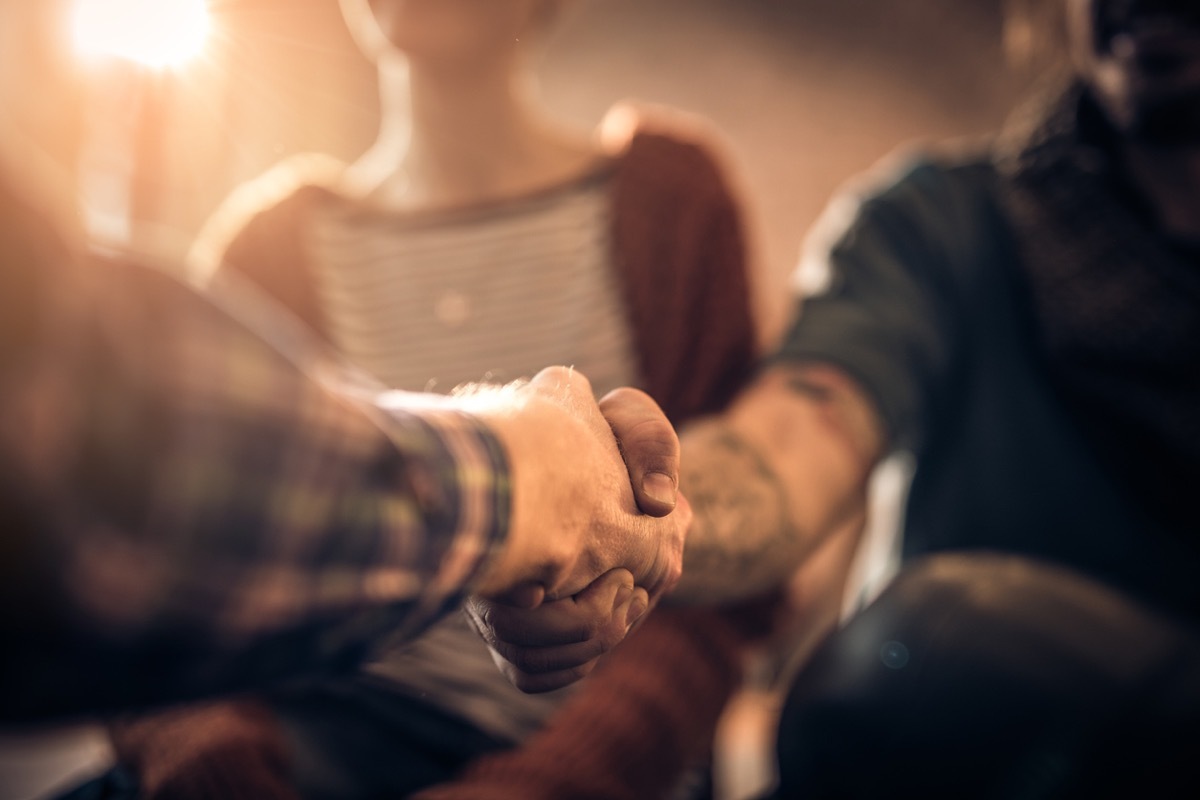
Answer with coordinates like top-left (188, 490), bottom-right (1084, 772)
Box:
top-left (1068, 0), bottom-right (1200, 145)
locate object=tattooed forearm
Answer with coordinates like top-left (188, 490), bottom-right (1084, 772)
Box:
top-left (785, 373), bottom-right (834, 403)
top-left (785, 365), bottom-right (886, 463)
top-left (670, 420), bottom-right (806, 604)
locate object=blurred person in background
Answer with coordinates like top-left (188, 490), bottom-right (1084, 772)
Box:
top-left (108, 0), bottom-right (755, 796)
top-left (0, 0), bottom-right (691, 768)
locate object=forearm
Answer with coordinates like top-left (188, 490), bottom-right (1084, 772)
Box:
top-left (671, 365), bottom-right (882, 603)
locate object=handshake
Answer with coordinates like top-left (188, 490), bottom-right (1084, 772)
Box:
top-left (452, 366), bottom-right (693, 693)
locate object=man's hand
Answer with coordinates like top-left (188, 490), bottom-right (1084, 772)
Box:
top-left (464, 569), bottom-right (650, 693)
top-left (599, 386), bottom-right (682, 519)
top-left (461, 367), bottom-right (688, 690)
top-left (468, 367), bottom-right (688, 605)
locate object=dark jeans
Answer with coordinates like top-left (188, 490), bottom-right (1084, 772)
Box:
top-left (772, 553), bottom-right (1200, 799)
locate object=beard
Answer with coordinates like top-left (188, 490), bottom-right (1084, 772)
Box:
top-left (1121, 87), bottom-right (1200, 146)
top-left (1087, 0), bottom-right (1200, 145)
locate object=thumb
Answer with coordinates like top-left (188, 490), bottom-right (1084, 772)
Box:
top-left (598, 387), bottom-right (679, 517)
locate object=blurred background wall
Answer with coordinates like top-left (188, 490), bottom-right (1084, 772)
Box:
top-left (103, 0), bottom-right (1030, 341)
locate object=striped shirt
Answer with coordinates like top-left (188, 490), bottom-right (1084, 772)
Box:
top-left (309, 166), bottom-right (636, 397)
top-left (304, 166), bottom-right (639, 742)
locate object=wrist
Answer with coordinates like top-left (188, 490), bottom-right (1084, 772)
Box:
top-left (461, 389), bottom-right (581, 602)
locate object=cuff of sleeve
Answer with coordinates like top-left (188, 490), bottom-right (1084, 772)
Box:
top-left (766, 328), bottom-right (921, 453)
top-left (374, 399), bottom-right (513, 626)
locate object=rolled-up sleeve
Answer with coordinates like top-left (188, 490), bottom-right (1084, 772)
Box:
top-left (772, 161), bottom-right (966, 452)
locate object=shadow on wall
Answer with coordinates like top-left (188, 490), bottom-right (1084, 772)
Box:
top-left (125, 0), bottom-right (1028, 339)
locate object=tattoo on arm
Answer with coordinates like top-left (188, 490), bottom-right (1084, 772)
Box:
top-left (674, 422), bottom-right (803, 603)
top-left (785, 365), bottom-right (886, 464)
top-left (785, 374), bottom-right (834, 402)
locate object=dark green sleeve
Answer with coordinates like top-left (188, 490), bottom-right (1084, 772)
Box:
top-left (772, 160), bottom-right (992, 451)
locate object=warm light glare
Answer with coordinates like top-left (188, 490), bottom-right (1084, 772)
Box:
top-left (72, 0), bottom-right (211, 70)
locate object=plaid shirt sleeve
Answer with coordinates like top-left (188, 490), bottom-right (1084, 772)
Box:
top-left (0, 250), bottom-right (510, 720)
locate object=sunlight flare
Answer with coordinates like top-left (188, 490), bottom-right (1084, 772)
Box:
top-left (72, 0), bottom-right (211, 70)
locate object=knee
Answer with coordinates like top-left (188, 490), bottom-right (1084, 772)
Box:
top-left (790, 551), bottom-right (1179, 692)
top-left (772, 552), bottom-right (1199, 798)
top-left (775, 554), bottom-right (1019, 758)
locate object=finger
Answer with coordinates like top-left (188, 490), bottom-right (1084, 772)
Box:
top-left (487, 629), bottom-right (618, 675)
top-left (662, 492), bottom-right (691, 594)
top-left (493, 589), bottom-right (648, 692)
top-left (639, 493), bottom-right (690, 604)
top-left (492, 580), bottom-right (641, 673)
top-left (466, 569), bottom-right (634, 648)
top-left (598, 387), bottom-right (680, 517)
top-left (491, 582), bottom-right (545, 610)
top-left (493, 657), bottom-right (600, 694)
top-left (625, 586), bottom-right (650, 632)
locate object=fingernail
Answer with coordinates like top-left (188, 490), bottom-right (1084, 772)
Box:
top-left (642, 472), bottom-right (676, 507)
top-left (624, 594), bottom-right (649, 629)
top-left (614, 583), bottom-right (633, 609)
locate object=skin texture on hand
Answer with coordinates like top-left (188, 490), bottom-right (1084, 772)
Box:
top-left (464, 569), bottom-right (650, 693)
top-left (461, 367), bottom-right (688, 690)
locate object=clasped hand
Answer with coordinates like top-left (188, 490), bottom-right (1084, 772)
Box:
top-left (466, 367), bottom-right (690, 692)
